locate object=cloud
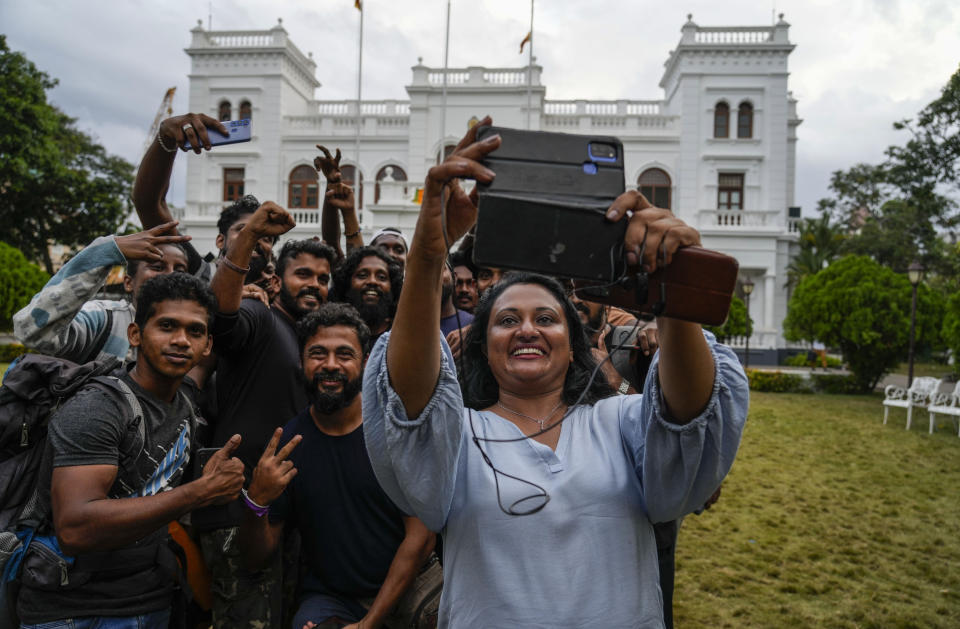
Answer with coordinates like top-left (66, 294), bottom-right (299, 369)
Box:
top-left (1, 0), bottom-right (958, 214)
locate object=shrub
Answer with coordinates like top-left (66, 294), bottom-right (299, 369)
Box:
top-left (0, 343), bottom-right (28, 363)
top-left (0, 242), bottom-right (49, 331)
top-left (706, 295), bottom-right (752, 343)
top-left (943, 293), bottom-right (960, 378)
top-left (783, 353), bottom-right (843, 369)
top-left (810, 373), bottom-right (861, 394)
top-left (747, 370), bottom-right (811, 393)
top-left (783, 255), bottom-right (941, 392)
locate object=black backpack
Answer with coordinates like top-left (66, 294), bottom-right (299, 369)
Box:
top-left (0, 353), bottom-right (144, 628)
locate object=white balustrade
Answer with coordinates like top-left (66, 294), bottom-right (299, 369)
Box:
top-left (698, 209), bottom-right (784, 230)
top-left (694, 27), bottom-right (773, 44)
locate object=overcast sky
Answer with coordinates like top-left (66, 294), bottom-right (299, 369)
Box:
top-left (2, 0), bottom-right (958, 216)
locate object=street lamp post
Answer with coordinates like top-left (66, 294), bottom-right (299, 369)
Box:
top-left (742, 277), bottom-right (755, 370)
top-left (907, 261), bottom-right (925, 388)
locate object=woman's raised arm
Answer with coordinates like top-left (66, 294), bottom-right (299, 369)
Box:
top-left (386, 117), bottom-right (501, 418)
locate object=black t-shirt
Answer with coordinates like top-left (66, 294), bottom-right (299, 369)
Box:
top-left (18, 372), bottom-right (197, 623)
top-left (195, 300), bottom-right (308, 529)
top-left (270, 409), bottom-right (407, 598)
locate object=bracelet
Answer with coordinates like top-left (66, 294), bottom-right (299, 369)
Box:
top-left (241, 488), bottom-right (269, 517)
top-left (156, 133), bottom-right (177, 153)
top-left (220, 256), bottom-right (250, 275)
top-left (344, 229), bottom-right (361, 238)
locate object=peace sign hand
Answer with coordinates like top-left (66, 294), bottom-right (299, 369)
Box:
top-left (247, 427), bottom-right (302, 506)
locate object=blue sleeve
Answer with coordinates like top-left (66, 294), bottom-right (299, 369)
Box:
top-left (361, 332), bottom-right (465, 532)
top-left (619, 331), bottom-right (749, 523)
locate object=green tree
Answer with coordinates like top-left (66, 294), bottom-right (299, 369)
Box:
top-left (0, 242), bottom-right (49, 331)
top-left (705, 295), bottom-right (752, 343)
top-left (815, 65), bottom-right (960, 275)
top-left (783, 255), bottom-right (942, 392)
top-left (786, 215), bottom-right (846, 289)
top-left (943, 293), bottom-right (960, 377)
top-left (0, 36), bottom-right (133, 274)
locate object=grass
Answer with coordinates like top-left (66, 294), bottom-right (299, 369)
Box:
top-left (673, 392), bottom-right (960, 628)
top-left (892, 361), bottom-right (955, 379)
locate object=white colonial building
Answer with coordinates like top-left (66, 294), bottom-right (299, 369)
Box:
top-left (179, 15), bottom-right (802, 360)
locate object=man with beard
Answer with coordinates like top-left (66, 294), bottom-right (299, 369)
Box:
top-left (238, 304), bottom-right (437, 629)
top-left (439, 262), bottom-right (474, 337)
top-left (330, 247), bottom-right (403, 340)
top-left (197, 201), bottom-right (337, 629)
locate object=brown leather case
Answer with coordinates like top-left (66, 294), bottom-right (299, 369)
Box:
top-left (573, 246), bottom-right (739, 326)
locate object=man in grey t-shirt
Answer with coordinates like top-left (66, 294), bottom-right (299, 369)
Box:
top-left (16, 274), bottom-right (245, 629)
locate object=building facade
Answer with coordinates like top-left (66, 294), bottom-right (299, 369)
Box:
top-left (179, 15), bottom-right (802, 357)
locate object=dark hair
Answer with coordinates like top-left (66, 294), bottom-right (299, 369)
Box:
top-left (217, 195), bottom-right (263, 237)
top-left (330, 246), bottom-right (403, 305)
top-left (459, 272), bottom-right (615, 409)
top-left (297, 302), bottom-right (372, 357)
top-left (448, 250), bottom-right (476, 277)
top-left (126, 242), bottom-right (188, 278)
top-left (276, 239), bottom-right (338, 278)
top-left (134, 272), bottom-right (218, 329)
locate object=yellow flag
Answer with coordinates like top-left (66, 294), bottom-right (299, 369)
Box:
top-left (519, 31), bottom-right (532, 53)
top-left (354, 0), bottom-right (362, 10)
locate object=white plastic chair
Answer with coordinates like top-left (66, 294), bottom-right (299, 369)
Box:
top-left (928, 380), bottom-right (960, 436)
top-left (882, 377), bottom-right (940, 430)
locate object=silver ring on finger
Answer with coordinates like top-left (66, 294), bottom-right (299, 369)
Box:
top-left (182, 123), bottom-right (194, 131)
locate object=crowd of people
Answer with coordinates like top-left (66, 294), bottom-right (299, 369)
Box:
top-left (3, 112), bottom-right (748, 629)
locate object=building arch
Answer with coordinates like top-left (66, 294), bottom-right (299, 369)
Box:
top-left (218, 100), bottom-right (232, 122)
top-left (713, 101), bottom-right (730, 138)
top-left (288, 163), bottom-right (319, 209)
top-left (374, 164), bottom-right (409, 204)
top-left (239, 100), bottom-right (252, 121)
top-left (737, 101), bottom-right (754, 138)
top-left (637, 167), bottom-right (673, 209)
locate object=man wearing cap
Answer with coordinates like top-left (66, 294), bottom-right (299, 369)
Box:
top-left (370, 227), bottom-right (408, 273)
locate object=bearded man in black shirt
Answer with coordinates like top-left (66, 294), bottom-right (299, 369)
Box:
top-left (198, 201), bottom-right (338, 629)
top-left (329, 247), bottom-right (403, 340)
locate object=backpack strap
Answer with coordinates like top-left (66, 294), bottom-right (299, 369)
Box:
top-left (108, 376), bottom-right (145, 447)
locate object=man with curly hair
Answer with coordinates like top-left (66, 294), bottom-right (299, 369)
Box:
top-left (329, 246), bottom-right (403, 340)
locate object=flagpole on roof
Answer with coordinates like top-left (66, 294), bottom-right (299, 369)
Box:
top-left (355, 0), bottom-right (364, 216)
top-left (526, 0), bottom-right (534, 130)
top-left (440, 0), bottom-right (452, 163)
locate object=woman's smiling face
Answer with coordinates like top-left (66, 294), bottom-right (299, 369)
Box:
top-left (484, 283), bottom-right (573, 394)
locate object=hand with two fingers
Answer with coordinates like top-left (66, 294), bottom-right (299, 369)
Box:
top-left (247, 427), bottom-right (302, 506)
top-left (314, 145), bottom-right (343, 183)
top-left (115, 221), bottom-right (191, 263)
top-left (157, 113), bottom-right (229, 155)
top-left (198, 434), bottom-right (246, 506)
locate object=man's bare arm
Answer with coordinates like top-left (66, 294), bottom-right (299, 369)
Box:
top-left (133, 113), bottom-right (228, 230)
top-left (52, 435), bottom-right (244, 555)
top-left (356, 517), bottom-right (435, 629)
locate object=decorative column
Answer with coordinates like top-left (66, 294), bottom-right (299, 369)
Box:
top-left (764, 273), bottom-right (775, 342)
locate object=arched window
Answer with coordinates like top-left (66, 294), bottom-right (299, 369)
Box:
top-left (436, 144), bottom-right (457, 164)
top-left (713, 102), bottom-right (729, 139)
top-left (239, 100), bottom-right (252, 121)
top-left (341, 165), bottom-right (364, 210)
top-left (637, 168), bottom-right (672, 209)
top-left (288, 165), bottom-right (319, 209)
top-left (218, 100), bottom-right (232, 122)
top-left (375, 165), bottom-right (408, 203)
top-left (737, 102), bottom-right (753, 138)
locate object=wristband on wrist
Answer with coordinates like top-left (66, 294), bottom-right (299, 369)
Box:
top-left (344, 229), bottom-right (361, 238)
top-left (156, 133), bottom-right (177, 153)
top-left (220, 256), bottom-right (250, 275)
top-left (241, 488), bottom-right (269, 517)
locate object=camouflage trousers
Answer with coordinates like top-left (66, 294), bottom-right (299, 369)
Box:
top-left (199, 526), bottom-right (301, 629)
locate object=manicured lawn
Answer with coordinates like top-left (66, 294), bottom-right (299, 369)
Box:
top-left (892, 361), bottom-right (955, 379)
top-left (0, 363), bottom-right (8, 382)
top-left (674, 392), bottom-right (960, 628)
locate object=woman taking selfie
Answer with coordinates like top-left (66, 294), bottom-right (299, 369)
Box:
top-left (362, 117), bottom-right (749, 628)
